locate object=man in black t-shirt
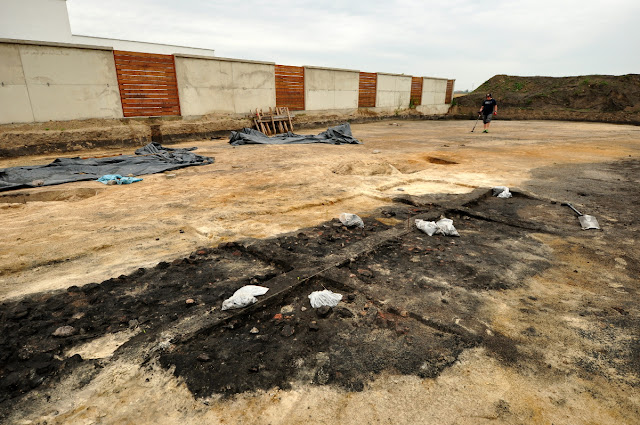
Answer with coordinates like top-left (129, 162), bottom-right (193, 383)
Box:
top-left (478, 93), bottom-right (498, 133)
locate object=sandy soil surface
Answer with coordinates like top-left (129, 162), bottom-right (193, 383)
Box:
top-left (1, 119), bottom-right (639, 424)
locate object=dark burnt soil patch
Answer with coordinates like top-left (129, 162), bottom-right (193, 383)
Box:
top-left (0, 244), bottom-right (279, 404)
top-left (159, 278), bottom-right (469, 397)
top-left (271, 215), bottom-right (395, 259)
top-left (3, 161), bottom-right (639, 413)
top-left (342, 215), bottom-right (551, 292)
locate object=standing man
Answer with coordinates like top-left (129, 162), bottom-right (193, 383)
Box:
top-left (479, 93), bottom-right (498, 133)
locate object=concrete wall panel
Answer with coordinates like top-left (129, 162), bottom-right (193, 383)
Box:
top-left (433, 79), bottom-right (447, 93)
top-left (28, 84), bottom-right (123, 121)
top-left (334, 71), bottom-right (358, 91)
top-left (421, 91), bottom-right (436, 105)
top-left (0, 44), bottom-right (26, 83)
top-left (177, 59), bottom-right (233, 89)
top-left (304, 67), bottom-right (358, 111)
top-left (334, 91), bottom-right (358, 109)
top-left (376, 74), bottom-right (411, 108)
top-left (0, 44), bottom-right (34, 123)
top-left (0, 85), bottom-right (34, 123)
top-left (233, 88), bottom-right (276, 114)
top-left (420, 77), bottom-right (449, 108)
top-left (19, 45), bottom-right (119, 86)
top-left (305, 68), bottom-right (334, 91)
top-left (175, 56), bottom-right (275, 116)
top-left (231, 62), bottom-right (275, 89)
top-left (416, 104), bottom-right (450, 114)
top-left (1, 42), bottom-right (123, 123)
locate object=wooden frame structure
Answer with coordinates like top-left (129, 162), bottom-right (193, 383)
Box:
top-left (253, 107), bottom-right (294, 136)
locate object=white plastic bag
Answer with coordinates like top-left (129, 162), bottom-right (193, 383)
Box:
top-left (415, 219), bottom-right (438, 236)
top-left (221, 285), bottom-right (269, 310)
top-left (415, 218), bottom-right (460, 237)
top-left (308, 290), bottom-right (343, 308)
top-left (492, 186), bottom-right (512, 199)
top-left (435, 218), bottom-right (459, 236)
top-left (339, 213), bottom-right (364, 228)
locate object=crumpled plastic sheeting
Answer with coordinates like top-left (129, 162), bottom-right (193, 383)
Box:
top-left (415, 218), bottom-right (460, 237)
top-left (492, 186), bottom-right (513, 198)
top-left (339, 213), bottom-right (365, 228)
top-left (97, 174), bottom-right (143, 185)
top-left (229, 123), bottom-right (361, 146)
top-left (221, 285), bottom-right (269, 311)
top-left (0, 142), bottom-right (214, 192)
top-left (308, 290), bottom-right (343, 308)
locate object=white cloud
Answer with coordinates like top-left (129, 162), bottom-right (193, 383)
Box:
top-left (67, 0), bottom-right (640, 90)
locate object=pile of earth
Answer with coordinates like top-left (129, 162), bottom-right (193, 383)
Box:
top-left (450, 74), bottom-right (640, 125)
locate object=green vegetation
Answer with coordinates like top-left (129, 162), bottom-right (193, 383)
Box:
top-left (513, 82), bottom-right (524, 91)
top-left (581, 78), bottom-right (591, 86)
top-left (451, 98), bottom-right (458, 107)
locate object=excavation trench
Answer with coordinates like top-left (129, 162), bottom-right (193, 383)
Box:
top-left (0, 187), bottom-right (570, 409)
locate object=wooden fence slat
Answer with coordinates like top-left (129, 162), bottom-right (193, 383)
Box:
top-left (114, 51), bottom-right (181, 117)
top-left (358, 72), bottom-right (377, 108)
top-left (445, 79), bottom-right (455, 104)
top-left (275, 64), bottom-right (305, 111)
top-left (411, 76), bottom-right (423, 106)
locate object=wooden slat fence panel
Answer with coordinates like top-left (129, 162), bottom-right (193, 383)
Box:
top-left (445, 79), bottom-right (455, 104)
top-left (410, 77), bottom-right (423, 106)
top-left (114, 50), bottom-right (181, 117)
top-left (358, 72), bottom-right (377, 108)
top-left (275, 65), bottom-right (305, 111)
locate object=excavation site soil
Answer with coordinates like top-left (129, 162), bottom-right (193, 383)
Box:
top-left (1, 120), bottom-right (639, 424)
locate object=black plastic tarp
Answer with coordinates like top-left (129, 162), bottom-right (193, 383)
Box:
top-left (0, 142), bottom-right (214, 192)
top-left (229, 123), bottom-right (361, 146)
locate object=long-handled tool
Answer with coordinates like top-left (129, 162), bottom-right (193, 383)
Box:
top-left (561, 202), bottom-right (600, 230)
top-left (471, 114), bottom-right (481, 132)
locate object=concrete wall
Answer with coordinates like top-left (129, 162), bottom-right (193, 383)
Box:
top-left (416, 77), bottom-right (450, 114)
top-left (375, 73), bottom-right (412, 111)
top-left (175, 55), bottom-right (275, 116)
top-left (304, 66), bottom-right (359, 111)
top-left (0, 44), bottom-right (35, 123)
top-left (0, 38), bottom-right (453, 124)
top-left (0, 40), bottom-right (123, 124)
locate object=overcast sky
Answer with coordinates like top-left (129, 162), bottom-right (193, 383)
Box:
top-left (67, 0), bottom-right (639, 91)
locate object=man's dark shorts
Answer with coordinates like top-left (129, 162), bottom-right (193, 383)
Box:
top-left (482, 114), bottom-right (493, 124)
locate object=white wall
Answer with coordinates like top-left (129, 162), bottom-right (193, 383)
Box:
top-left (71, 36), bottom-right (215, 57)
top-left (304, 66), bottom-right (359, 111)
top-left (0, 0), bottom-right (73, 42)
top-left (175, 55), bottom-right (275, 116)
top-left (0, 0), bottom-right (215, 57)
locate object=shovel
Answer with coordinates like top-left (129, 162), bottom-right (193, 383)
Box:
top-left (561, 202), bottom-right (600, 230)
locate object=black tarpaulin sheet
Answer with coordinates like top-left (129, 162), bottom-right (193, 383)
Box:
top-left (229, 123), bottom-right (361, 146)
top-left (0, 142), bottom-right (214, 192)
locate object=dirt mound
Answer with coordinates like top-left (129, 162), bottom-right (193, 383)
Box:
top-left (450, 74), bottom-right (640, 125)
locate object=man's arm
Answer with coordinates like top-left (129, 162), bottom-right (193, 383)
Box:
top-left (494, 103), bottom-right (498, 115)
